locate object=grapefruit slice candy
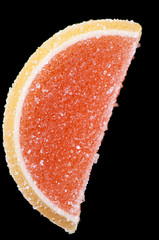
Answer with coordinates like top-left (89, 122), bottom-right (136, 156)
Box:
top-left (3, 19), bottom-right (142, 233)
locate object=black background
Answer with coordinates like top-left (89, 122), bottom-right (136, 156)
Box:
top-left (0, 2), bottom-right (153, 239)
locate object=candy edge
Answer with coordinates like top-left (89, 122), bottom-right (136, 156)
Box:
top-left (2, 19), bottom-right (142, 234)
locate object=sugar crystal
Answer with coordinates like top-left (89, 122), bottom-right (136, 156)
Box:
top-left (40, 160), bottom-right (44, 166)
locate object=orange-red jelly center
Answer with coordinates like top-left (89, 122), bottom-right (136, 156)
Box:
top-left (19, 35), bottom-right (137, 215)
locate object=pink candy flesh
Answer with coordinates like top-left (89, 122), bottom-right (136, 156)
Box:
top-left (19, 35), bottom-right (137, 215)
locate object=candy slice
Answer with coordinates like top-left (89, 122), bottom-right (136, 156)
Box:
top-left (3, 19), bottom-right (142, 233)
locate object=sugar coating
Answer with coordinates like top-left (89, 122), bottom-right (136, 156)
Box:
top-left (19, 35), bottom-right (137, 216)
